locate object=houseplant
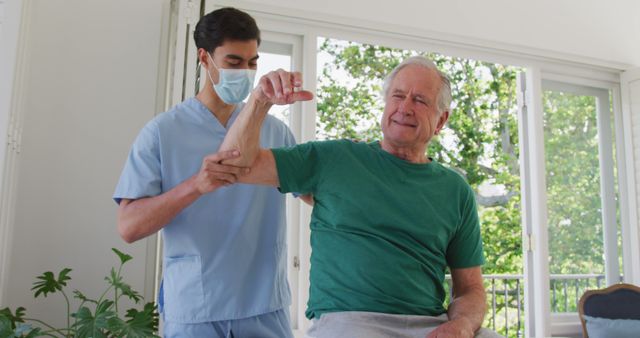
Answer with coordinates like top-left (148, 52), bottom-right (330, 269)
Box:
top-left (0, 248), bottom-right (159, 338)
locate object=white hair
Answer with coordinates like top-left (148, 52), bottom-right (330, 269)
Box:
top-left (381, 56), bottom-right (452, 115)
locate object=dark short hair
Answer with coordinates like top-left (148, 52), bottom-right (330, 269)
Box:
top-left (193, 7), bottom-right (261, 53)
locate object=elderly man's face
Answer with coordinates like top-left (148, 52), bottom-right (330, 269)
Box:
top-left (381, 65), bottom-right (448, 149)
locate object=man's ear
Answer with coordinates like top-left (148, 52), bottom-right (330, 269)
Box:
top-left (434, 110), bottom-right (449, 135)
top-left (198, 48), bottom-right (210, 69)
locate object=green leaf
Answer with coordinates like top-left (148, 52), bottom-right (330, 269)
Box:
top-left (108, 302), bottom-right (159, 338)
top-left (31, 268), bottom-right (72, 298)
top-left (0, 315), bottom-right (13, 338)
top-left (72, 300), bottom-right (115, 338)
top-left (0, 307), bottom-right (25, 330)
top-left (106, 268), bottom-right (142, 303)
top-left (22, 326), bottom-right (42, 338)
top-left (58, 268), bottom-right (72, 285)
top-left (112, 248), bottom-right (133, 265)
top-left (73, 290), bottom-right (98, 305)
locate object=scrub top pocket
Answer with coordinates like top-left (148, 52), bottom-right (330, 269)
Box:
top-left (163, 255), bottom-right (206, 322)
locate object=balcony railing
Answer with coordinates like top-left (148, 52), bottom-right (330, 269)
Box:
top-left (444, 273), bottom-right (608, 338)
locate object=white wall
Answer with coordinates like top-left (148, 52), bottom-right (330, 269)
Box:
top-left (2, 0), bottom-right (165, 327)
top-left (239, 0), bottom-right (640, 68)
top-left (0, 1), bottom-right (4, 39)
top-left (0, 0), bottom-right (23, 307)
top-left (0, 0), bottom-right (5, 189)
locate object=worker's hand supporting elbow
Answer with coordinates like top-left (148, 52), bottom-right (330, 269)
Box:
top-left (193, 150), bottom-right (250, 195)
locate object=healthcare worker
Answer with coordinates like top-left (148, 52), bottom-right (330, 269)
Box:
top-left (113, 7), bottom-right (296, 338)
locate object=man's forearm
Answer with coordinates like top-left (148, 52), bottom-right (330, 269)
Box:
top-left (218, 69), bottom-right (312, 184)
top-left (117, 176), bottom-right (201, 243)
top-left (117, 150), bottom-right (246, 243)
top-left (447, 284), bottom-right (487, 333)
top-left (219, 96), bottom-right (272, 167)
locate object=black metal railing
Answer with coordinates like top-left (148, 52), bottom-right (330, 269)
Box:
top-left (444, 273), bottom-right (609, 338)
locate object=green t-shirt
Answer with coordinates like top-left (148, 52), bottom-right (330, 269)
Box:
top-left (272, 140), bottom-right (485, 319)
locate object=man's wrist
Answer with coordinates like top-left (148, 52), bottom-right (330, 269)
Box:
top-left (185, 175), bottom-right (205, 197)
top-left (449, 316), bottom-right (475, 334)
top-left (247, 95), bottom-right (273, 117)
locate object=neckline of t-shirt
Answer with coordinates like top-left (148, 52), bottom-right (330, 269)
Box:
top-left (369, 141), bottom-right (437, 170)
top-left (188, 97), bottom-right (243, 131)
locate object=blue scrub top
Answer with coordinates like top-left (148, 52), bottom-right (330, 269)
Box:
top-left (114, 98), bottom-right (295, 323)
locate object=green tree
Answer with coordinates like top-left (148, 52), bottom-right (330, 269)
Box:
top-left (543, 92), bottom-right (604, 275)
top-left (543, 91), bottom-right (607, 313)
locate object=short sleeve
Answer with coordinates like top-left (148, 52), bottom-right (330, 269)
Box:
top-left (446, 184), bottom-right (485, 268)
top-left (283, 125), bottom-right (297, 147)
top-left (113, 121), bottom-right (162, 204)
top-left (271, 141), bottom-right (325, 195)
top-left (280, 125), bottom-right (302, 198)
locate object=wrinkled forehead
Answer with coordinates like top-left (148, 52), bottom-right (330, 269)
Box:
top-left (388, 65), bottom-right (441, 97)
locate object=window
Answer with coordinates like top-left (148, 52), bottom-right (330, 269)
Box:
top-left (517, 71), bottom-right (627, 336)
top-left (542, 82), bottom-right (621, 311)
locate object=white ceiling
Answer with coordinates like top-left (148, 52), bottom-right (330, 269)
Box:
top-left (242, 0), bottom-right (640, 69)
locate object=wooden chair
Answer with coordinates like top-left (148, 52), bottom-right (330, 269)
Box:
top-left (578, 283), bottom-right (640, 338)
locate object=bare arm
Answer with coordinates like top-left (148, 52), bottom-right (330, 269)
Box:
top-left (117, 150), bottom-right (247, 243)
top-left (236, 148), bottom-right (280, 186)
top-left (218, 69), bottom-right (313, 185)
top-left (427, 266), bottom-right (486, 338)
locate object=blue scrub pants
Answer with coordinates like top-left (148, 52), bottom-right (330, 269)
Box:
top-left (163, 308), bottom-right (294, 338)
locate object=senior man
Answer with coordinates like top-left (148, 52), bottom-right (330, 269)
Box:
top-left (220, 56), bottom-right (502, 338)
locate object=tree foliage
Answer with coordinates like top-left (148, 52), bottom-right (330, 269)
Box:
top-left (543, 92), bottom-right (604, 274)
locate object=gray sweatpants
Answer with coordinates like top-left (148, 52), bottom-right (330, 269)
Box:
top-left (305, 311), bottom-right (504, 338)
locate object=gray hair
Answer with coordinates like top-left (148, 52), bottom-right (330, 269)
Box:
top-left (382, 56), bottom-right (452, 115)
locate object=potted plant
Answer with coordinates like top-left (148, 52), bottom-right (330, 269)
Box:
top-left (0, 248), bottom-right (159, 338)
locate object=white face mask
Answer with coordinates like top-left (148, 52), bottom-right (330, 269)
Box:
top-left (207, 53), bottom-right (257, 104)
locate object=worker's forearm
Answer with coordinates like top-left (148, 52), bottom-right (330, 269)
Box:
top-left (219, 96), bottom-right (272, 166)
top-left (117, 176), bottom-right (201, 243)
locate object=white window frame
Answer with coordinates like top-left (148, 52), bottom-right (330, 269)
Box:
top-left (168, 1), bottom-right (637, 337)
top-left (541, 78), bottom-right (620, 285)
top-left (620, 68), bottom-right (640, 285)
top-left (518, 72), bottom-right (626, 337)
top-left (254, 31), bottom-right (308, 331)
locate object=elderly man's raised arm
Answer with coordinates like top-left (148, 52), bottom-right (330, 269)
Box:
top-left (218, 69), bottom-right (313, 186)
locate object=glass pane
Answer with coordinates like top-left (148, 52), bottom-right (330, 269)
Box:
top-left (543, 90), bottom-right (606, 312)
top-left (254, 51), bottom-right (292, 126)
top-left (317, 36), bottom-right (523, 337)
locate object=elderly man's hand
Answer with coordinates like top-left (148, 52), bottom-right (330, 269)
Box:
top-left (252, 69), bottom-right (314, 106)
top-left (426, 317), bottom-right (475, 338)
